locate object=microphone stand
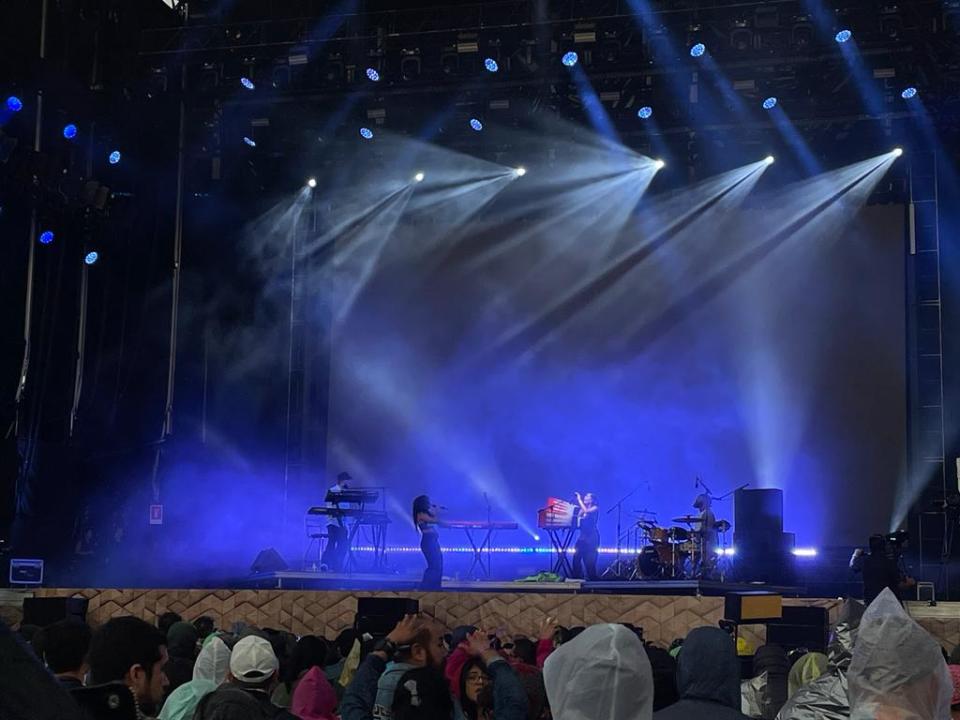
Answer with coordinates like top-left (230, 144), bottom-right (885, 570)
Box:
top-left (483, 492), bottom-right (492, 577)
top-left (601, 484), bottom-right (642, 580)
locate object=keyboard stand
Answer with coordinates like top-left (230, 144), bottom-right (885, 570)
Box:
top-left (547, 527), bottom-right (576, 577)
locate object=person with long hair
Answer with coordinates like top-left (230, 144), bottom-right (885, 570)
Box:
top-left (413, 495), bottom-right (443, 589)
top-left (571, 492), bottom-right (600, 581)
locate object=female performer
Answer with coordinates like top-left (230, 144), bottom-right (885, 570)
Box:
top-left (572, 492), bottom-right (600, 580)
top-left (413, 494), bottom-right (443, 589)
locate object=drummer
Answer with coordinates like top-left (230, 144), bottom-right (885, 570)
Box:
top-left (693, 493), bottom-right (719, 569)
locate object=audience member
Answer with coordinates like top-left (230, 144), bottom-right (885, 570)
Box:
top-left (271, 635), bottom-right (330, 708)
top-left (341, 614), bottom-right (447, 720)
top-left (786, 652), bottom-right (827, 698)
top-left (391, 666), bottom-right (455, 720)
top-left (164, 621), bottom-right (200, 695)
top-left (510, 638), bottom-right (536, 668)
top-left (653, 627), bottom-right (749, 720)
top-left (515, 671), bottom-right (547, 720)
top-left (741, 644), bottom-right (790, 719)
top-left (777, 599), bottom-right (864, 720)
top-left (451, 629), bottom-right (527, 719)
top-left (644, 644), bottom-right (679, 711)
top-left (158, 612), bottom-right (183, 637)
top-left (158, 679), bottom-right (217, 720)
top-left (34, 619), bottom-right (92, 690)
top-left (0, 619), bottom-right (85, 720)
top-left (847, 588), bottom-right (952, 720)
top-left (543, 623), bottom-right (652, 720)
top-left (195, 617), bottom-right (217, 641)
top-left (949, 664), bottom-right (960, 719)
top-left (87, 616), bottom-right (169, 716)
top-left (290, 666), bottom-right (337, 720)
top-left (193, 635), bottom-right (296, 720)
top-left (194, 634), bottom-right (233, 685)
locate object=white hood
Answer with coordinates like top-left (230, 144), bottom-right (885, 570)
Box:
top-left (848, 588), bottom-right (952, 720)
top-left (543, 623), bottom-right (653, 720)
top-left (193, 635), bottom-right (232, 685)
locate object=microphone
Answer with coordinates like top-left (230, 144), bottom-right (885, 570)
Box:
top-left (434, 504), bottom-right (449, 510)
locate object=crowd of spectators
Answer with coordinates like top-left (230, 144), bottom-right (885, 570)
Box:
top-left (1, 588), bottom-right (957, 720)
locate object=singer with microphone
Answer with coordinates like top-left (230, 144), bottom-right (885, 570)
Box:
top-left (413, 494), bottom-right (444, 589)
top-left (572, 492), bottom-right (600, 580)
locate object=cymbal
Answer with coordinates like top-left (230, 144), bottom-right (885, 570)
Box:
top-left (672, 515), bottom-right (700, 524)
top-left (714, 520), bottom-right (732, 532)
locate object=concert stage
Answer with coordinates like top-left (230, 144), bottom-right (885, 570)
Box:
top-left (241, 570), bottom-right (805, 598)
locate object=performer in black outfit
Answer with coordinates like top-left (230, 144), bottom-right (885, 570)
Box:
top-left (320, 471), bottom-right (352, 572)
top-left (413, 494), bottom-right (443, 589)
top-left (571, 491), bottom-right (600, 580)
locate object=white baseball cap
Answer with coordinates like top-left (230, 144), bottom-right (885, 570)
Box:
top-left (229, 636), bottom-right (279, 683)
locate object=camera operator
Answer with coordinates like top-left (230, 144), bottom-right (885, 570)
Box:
top-left (849, 532), bottom-right (915, 605)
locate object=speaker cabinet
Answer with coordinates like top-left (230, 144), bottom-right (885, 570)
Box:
top-left (22, 597), bottom-right (89, 627)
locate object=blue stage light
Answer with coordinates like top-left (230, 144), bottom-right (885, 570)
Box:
top-left (39, 230), bottom-right (54, 245)
top-left (637, 106), bottom-right (653, 119)
top-left (359, 127), bottom-right (374, 140)
top-left (834, 29), bottom-right (852, 43)
top-left (365, 67), bottom-right (380, 82)
top-left (762, 96), bottom-right (778, 110)
top-left (84, 251), bottom-right (99, 265)
top-left (108, 150), bottom-right (121, 164)
top-left (561, 51), bottom-right (578, 67)
top-left (6, 96), bottom-right (23, 112)
top-left (484, 58), bottom-right (499, 72)
top-left (240, 77), bottom-right (255, 90)
top-left (63, 124), bottom-right (78, 140)
top-left (901, 86), bottom-right (918, 99)
top-left (469, 118), bottom-right (483, 131)
top-left (242, 136), bottom-right (256, 147)
top-left (792, 547), bottom-right (817, 557)
top-left (690, 43), bottom-right (706, 58)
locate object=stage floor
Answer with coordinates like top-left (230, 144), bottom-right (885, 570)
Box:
top-left (242, 570), bottom-right (806, 597)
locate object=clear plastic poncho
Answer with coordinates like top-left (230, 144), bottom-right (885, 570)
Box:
top-left (193, 635), bottom-right (232, 685)
top-left (776, 599), bottom-right (864, 720)
top-left (543, 623), bottom-right (653, 720)
top-left (847, 588), bottom-right (952, 720)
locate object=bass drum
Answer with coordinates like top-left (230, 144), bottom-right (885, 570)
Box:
top-left (637, 545), bottom-right (663, 579)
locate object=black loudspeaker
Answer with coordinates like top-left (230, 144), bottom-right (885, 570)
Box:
top-left (734, 489), bottom-right (783, 542)
top-left (250, 548), bottom-right (288, 574)
top-left (766, 606), bottom-right (829, 653)
top-left (355, 597), bottom-right (419, 638)
top-left (22, 597), bottom-right (89, 627)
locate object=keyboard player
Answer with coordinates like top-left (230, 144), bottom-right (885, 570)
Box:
top-left (320, 471), bottom-right (353, 572)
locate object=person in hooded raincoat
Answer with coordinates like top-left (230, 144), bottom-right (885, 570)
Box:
top-left (193, 635), bottom-right (233, 686)
top-left (543, 623), bottom-right (653, 720)
top-left (776, 600), bottom-right (864, 720)
top-left (847, 587), bottom-right (952, 720)
top-left (786, 653), bottom-right (827, 698)
top-left (158, 679), bottom-right (217, 720)
top-left (654, 627), bottom-right (750, 720)
top-left (291, 666), bottom-right (338, 720)
top-left (164, 622), bottom-right (200, 696)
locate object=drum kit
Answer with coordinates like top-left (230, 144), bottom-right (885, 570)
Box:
top-left (630, 513), bottom-right (733, 580)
